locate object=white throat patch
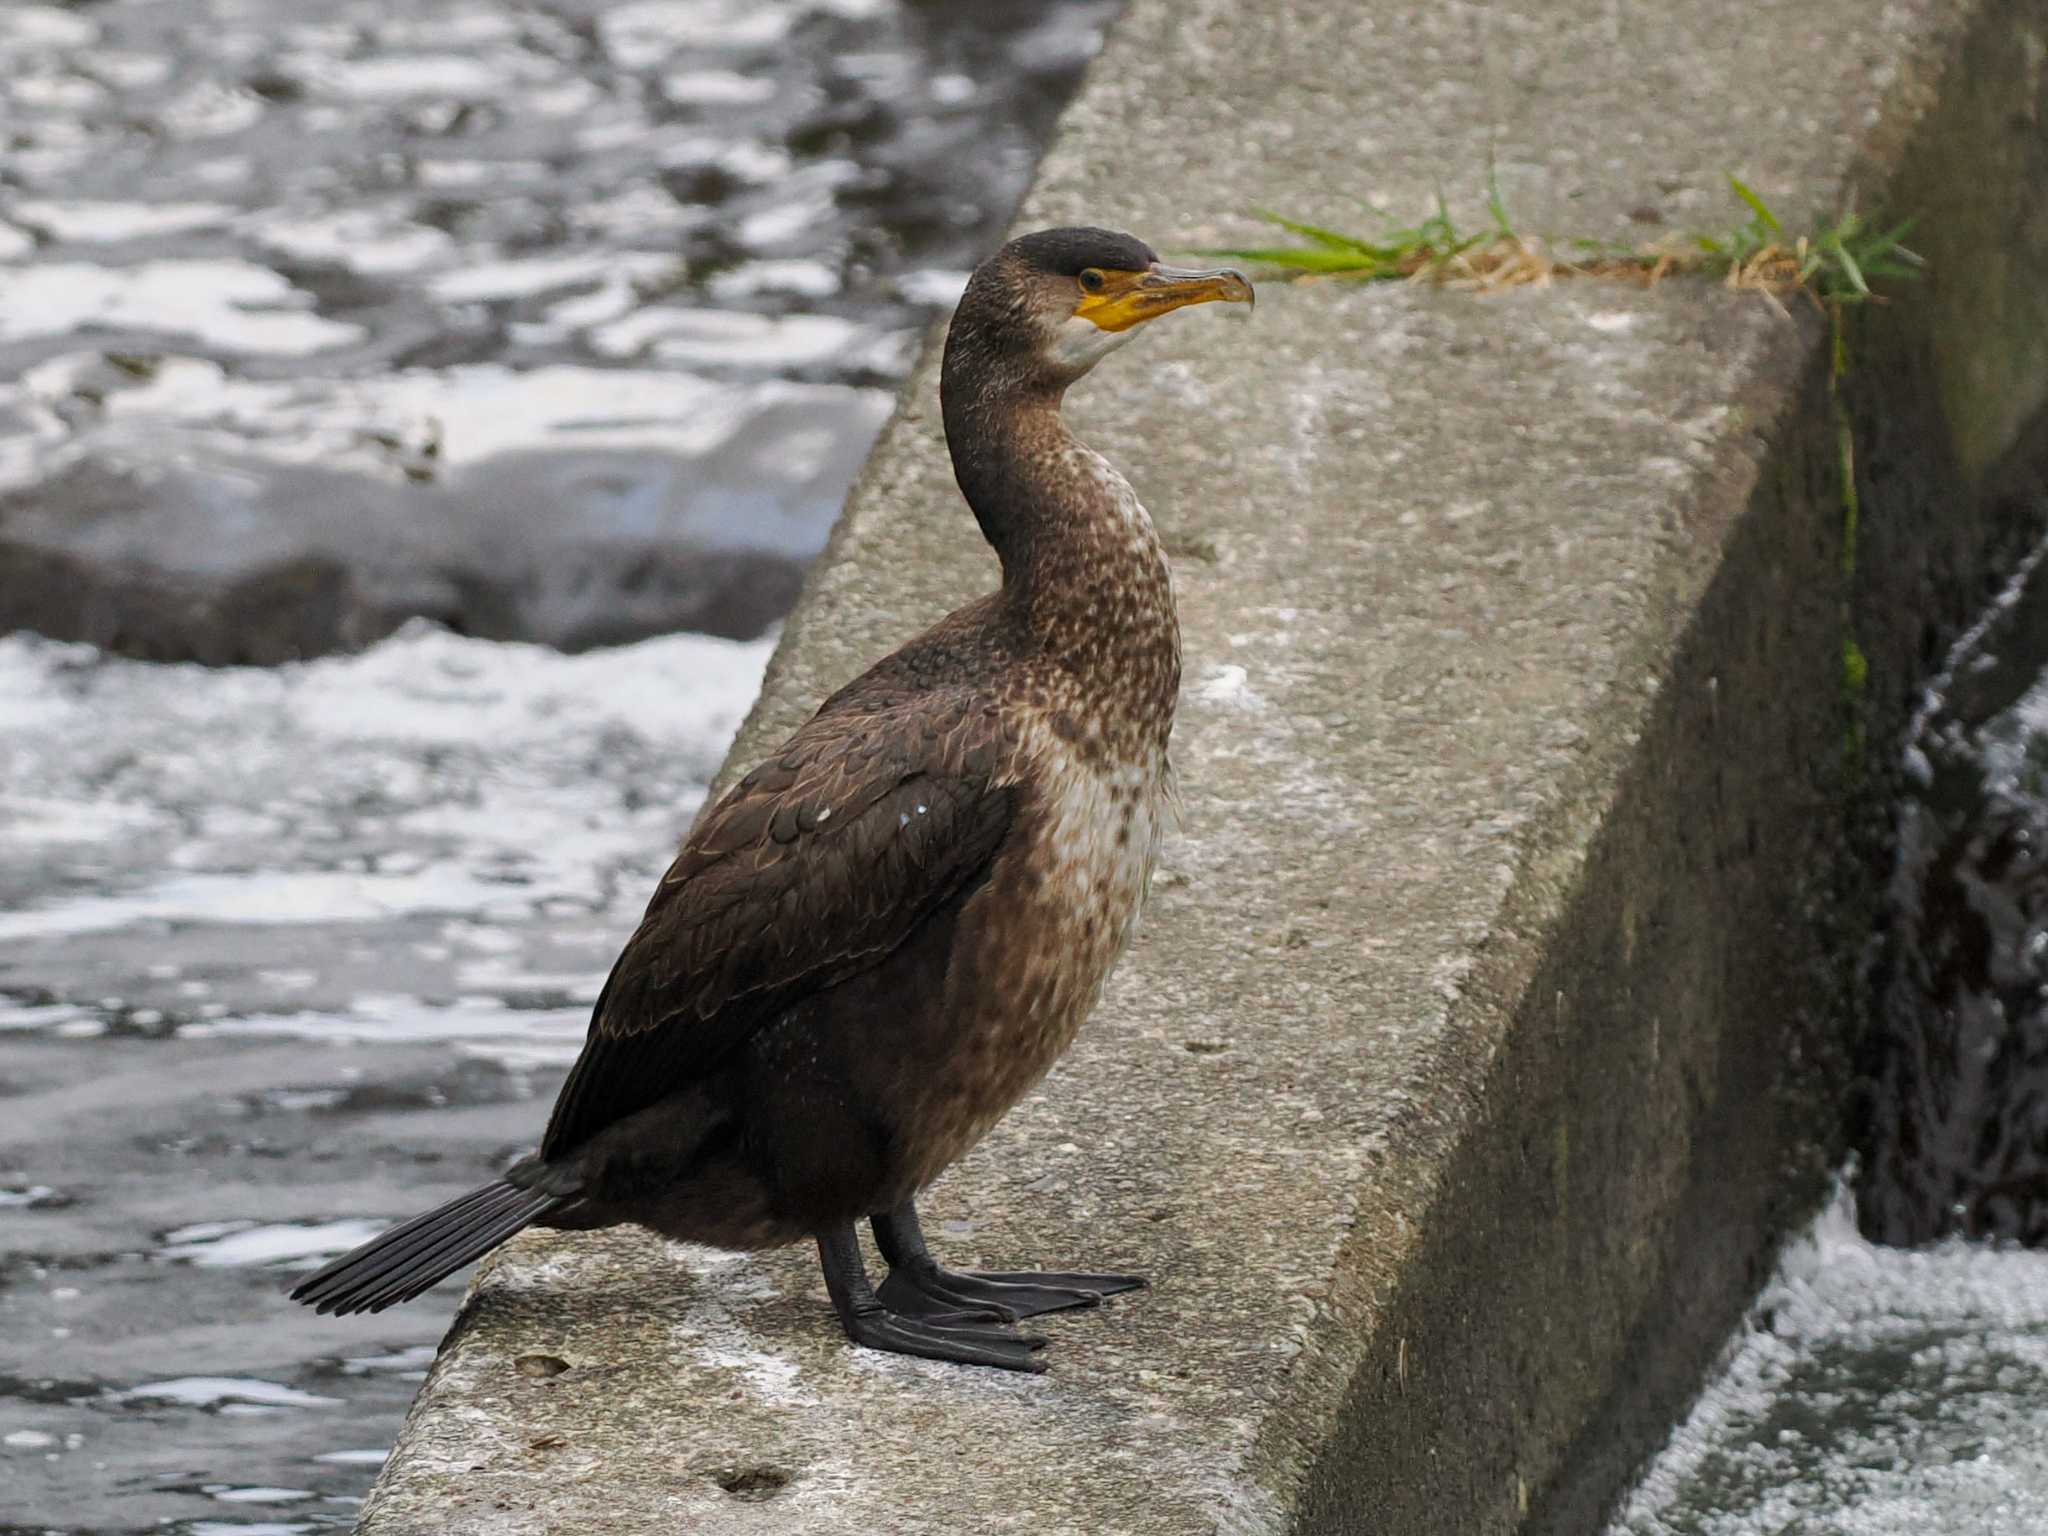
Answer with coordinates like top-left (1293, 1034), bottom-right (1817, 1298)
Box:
top-left (1050, 314), bottom-right (1140, 372)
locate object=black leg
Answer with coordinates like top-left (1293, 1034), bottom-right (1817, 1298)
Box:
top-left (813, 1224), bottom-right (1047, 1372)
top-left (870, 1199), bottom-right (1145, 1323)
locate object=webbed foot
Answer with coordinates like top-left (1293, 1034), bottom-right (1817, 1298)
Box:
top-left (816, 1225), bottom-right (1048, 1373)
top-left (842, 1305), bottom-right (1048, 1372)
top-left (877, 1264), bottom-right (1143, 1321)
top-left (870, 1201), bottom-right (1147, 1322)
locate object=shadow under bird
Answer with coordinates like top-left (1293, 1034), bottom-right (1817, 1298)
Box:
top-left (291, 227), bottom-right (1252, 1371)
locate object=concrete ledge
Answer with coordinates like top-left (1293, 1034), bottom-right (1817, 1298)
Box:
top-left (357, 0), bottom-right (2048, 1530)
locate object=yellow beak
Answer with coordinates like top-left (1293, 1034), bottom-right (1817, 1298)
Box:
top-left (1073, 263), bottom-right (1255, 332)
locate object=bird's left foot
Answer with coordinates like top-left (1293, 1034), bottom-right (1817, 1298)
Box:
top-left (870, 1199), bottom-right (1144, 1322)
top-left (878, 1263), bottom-right (1144, 1323)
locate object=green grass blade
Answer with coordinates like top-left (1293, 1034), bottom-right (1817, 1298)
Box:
top-left (1859, 217), bottom-right (1924, 269)
top-left (1200, 245), bottom-right (1390, 274)
top-left (1829, 235), bottom-right (1869, 298)
top-left (1204, 181), bottom-right (1918, 308)
top-left (1485, 165), bottom-right (1516, 239)
top-left (1727, 175), bottom-right (1783, 235)
top-left (1250, 209), bottom-right (1377, 253)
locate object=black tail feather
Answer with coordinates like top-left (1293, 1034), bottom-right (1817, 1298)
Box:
top-left (290, 1181), bottom-right (562, 1315)
top-left (319, 1182), bottom-right (506, 1286)
top-left (353, 1195), bottom-right (549, 1313)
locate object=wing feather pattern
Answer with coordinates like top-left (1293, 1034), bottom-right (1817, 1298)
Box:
top-left (539, 694), bottom-right (1014, 1161)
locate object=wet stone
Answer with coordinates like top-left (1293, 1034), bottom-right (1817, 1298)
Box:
top-left (0, 418), bottom-right (875, 661)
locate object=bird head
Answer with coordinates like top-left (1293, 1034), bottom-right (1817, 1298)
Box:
top-left (946, 226), bottom-right (1253, 395)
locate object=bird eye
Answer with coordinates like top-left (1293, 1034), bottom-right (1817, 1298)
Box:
top-left (1078, 268), bottom-right (1106, 294)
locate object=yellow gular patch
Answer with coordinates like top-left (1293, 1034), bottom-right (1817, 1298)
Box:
top-left (1072, 265), bottom-right (1255, 332)
top-left (1072, 269), bottom-right (1165, 333)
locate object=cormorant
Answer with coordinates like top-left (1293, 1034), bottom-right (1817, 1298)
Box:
top-left (291, 227), bottom-right (1252, 1371)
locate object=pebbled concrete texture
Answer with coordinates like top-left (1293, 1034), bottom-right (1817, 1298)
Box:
top-left (358, 0), bottom-right (2048, 1532)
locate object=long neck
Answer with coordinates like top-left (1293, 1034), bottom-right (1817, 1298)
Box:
top-left (941, 363), bottom-right (1180, 741)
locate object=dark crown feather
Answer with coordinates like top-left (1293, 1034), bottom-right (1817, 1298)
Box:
top-left (1001, 226), bottom-right (1158, 277)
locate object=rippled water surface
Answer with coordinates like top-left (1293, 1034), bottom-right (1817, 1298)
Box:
top-left (0, 0), bottom-right (1114, 1526)
top-left (1, 624), bottom-right (772, 1532)
top-left (0, 0), bottom-right (1113, 657)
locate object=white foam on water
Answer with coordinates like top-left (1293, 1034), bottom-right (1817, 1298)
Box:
top-left (315, 1449), bottom-right (389, 1466)
top-left (247, 209), bottom-right (455, 276)
top-left (305, 54), bottom-right (503, 99)
top-left (0, 623), bottom-right (772, 948)
top-left (340, 1344), bottom-right (438, 1377)
top-left (181, 997), bottom-right (590, 1062)
top-left (12, 200), bottom-right (238, 243)
top-left (707, 258), bottom-right (843, 299)
top-left (157, 80), bottom-right (267, 140)
top-left (662, 69), bottom-right (777, 105)
top-left (0, 261), bottom-right (362, 355)
top-left (428, 250), bottom-right (675, 304)
top-left (599, 0), bottom-right (796, 66)
top-left (158, 1218), bottom-right (390, 1267)
top-left (0, 797), bottom-right (161, 847)
top-left (0, 7), bottom-right (98, 48)
top-left (591, 306), bottom-right (861, 367)
top-left (110, 1378), bottom-right (342, 1409)
top-left (10, 75), bottom-right (105, 112)
top-left (1610, 1182), bottom-right (2048, 1536)
top-left (0, 354), bottom-right (886, 492)
top-left (0, 870), bottom-right (543, 943)
top-left (210, 1487), bottom-right (315, 1503)
top-left (0, 1002), bottom-right (90, 1031)
top-left (895, 267), bottom-right (970, 307)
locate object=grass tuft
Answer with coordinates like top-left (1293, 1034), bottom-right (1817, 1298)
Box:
top-left (1201, 175), bottom-right (1922, 315)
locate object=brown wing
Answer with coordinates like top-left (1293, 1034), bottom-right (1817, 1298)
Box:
top-left (539, 692), bottom-right (1013, 1160)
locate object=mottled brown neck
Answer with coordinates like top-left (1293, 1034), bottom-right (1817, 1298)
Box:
top-left (941, 353), bottom-right (1179, 745)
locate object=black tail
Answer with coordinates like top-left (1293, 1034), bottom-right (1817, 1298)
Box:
top-left (290, 1181), bottom-right (562, 1315)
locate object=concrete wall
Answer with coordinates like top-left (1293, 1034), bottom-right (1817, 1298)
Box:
top-left (355, 0), bottom-right (2048, 1530)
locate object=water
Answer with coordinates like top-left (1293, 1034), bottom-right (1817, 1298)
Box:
top-left (1857, 535), bottom-right (2048, 1247)
top-left (0, 0), bottom-right (1115, 1527)
top-left (0, 0), bottom-right (1113, 659)
top-left (0, 624), bottom-right (772, 1532)
top-left (1608, 1184), bottom-right (2048, 1536)
top-left (1610, 539), bottom-right (2048, 1533)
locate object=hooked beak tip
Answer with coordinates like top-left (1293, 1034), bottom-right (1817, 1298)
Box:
top-left (1140, 263), bottom-right (1256, 317)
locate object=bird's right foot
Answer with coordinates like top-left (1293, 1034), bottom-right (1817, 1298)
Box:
top-left (816, 1223), bottom-right (1047, 1372)
top-left (842, 1302), bottom-right (1048, 1372)
top-left (870, 1198), bottom-right (1145, 1322)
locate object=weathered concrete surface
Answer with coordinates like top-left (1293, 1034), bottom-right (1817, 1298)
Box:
top-left (356, 0), bottom-right (2048, 1531)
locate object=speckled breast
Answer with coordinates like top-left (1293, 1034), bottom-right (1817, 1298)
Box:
top-left (899, 726), bottom-right (1169, 1192)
